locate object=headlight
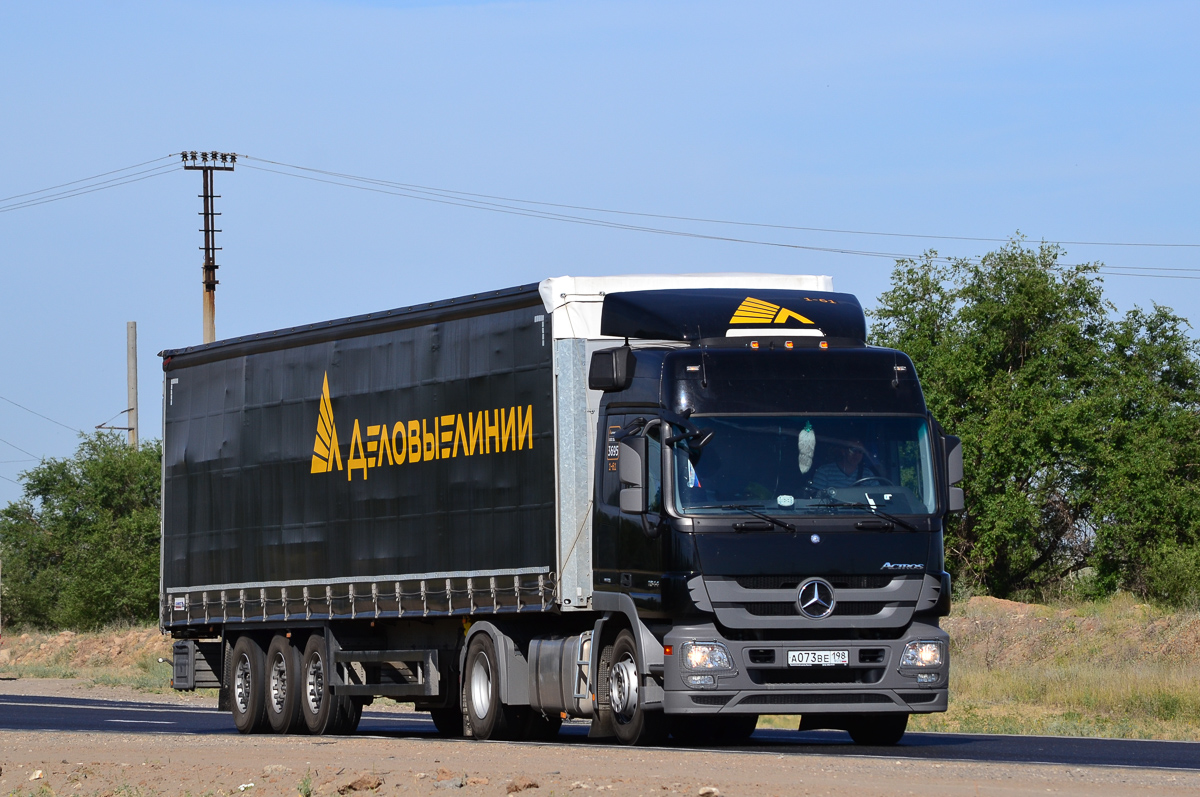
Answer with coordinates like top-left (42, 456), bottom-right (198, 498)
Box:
top-left (680, 641), bottom-right (734, 671)
top-left (900, 640), bottom-right (944, 668)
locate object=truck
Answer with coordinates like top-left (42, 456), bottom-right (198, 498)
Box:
top-left (162, 273), bottom-right (961, 746)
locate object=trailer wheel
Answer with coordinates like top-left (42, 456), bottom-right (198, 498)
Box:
top-left (607, 630), bottom-right (667, 746)
top-left (265, 635), bottom-right (304, 734)
top-left (300, 634), bottom-right (345, 735)
top-left (463, 633), bottom-right (519, 740)
top-left (230, 636), bottom-right (269, 734)
top-left (846, 713), bottom-right (908, 746)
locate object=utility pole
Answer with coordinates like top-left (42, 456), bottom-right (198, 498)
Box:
top-left (127, 321), bottom-right (139, 449)
top-left (181, 151), bottom-right (236, 344)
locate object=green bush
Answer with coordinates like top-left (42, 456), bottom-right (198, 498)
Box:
top-left (0, 432), bottom-right (161, 630)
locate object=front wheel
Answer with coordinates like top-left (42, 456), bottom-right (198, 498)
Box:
top-left (847, 713), bottom-right (908, 746)
top-left (607, 630), bottom-right (667, 746)
top-left (463, 633), bottom-right (522, 740)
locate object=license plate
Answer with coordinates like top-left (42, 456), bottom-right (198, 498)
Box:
top-left (787, 650), bottom-right (849, 667)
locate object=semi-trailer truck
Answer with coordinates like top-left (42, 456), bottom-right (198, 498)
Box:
top-left (163, 273), bottom-right (961, 746)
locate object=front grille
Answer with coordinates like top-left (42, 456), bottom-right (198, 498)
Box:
top-left (749, 667), bottom-right (883, 685)
top-left (742, 601), bottom-right (888, 617)
top-left (739, 693), bottom-right (893, 706)
top-left (734, 575), bottom-right (896, 590)
top-left (690, 695), bottom-right (732, 706)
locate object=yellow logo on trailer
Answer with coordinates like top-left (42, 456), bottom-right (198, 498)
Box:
top-left (310, 372), bottom-right (534, 482)
top-left (311, 372), bottom-right (343, 473)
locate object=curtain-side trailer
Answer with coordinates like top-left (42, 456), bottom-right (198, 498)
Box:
top-left (163, 273), bottom-right (961, 746)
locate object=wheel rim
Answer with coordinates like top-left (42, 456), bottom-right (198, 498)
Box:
top-left (234, 653), bottom-right (252, 714)
top-left (269, 652), bottom-right (287, 714)
top-left (306, 655), bottom-right (324, 716)
top-left (608, 653), bottom-right (639, 723)
top-left (470, 651), bottom-right (493, 720)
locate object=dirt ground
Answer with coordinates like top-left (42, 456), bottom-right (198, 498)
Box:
top-left (3, 682), bottom-right (1200, 796)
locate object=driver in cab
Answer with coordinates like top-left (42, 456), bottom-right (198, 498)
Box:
top-left (811, 437), bottom-right (876, 491)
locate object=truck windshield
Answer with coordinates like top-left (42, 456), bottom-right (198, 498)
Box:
top-left (671, 415), bottom-right (937, 517)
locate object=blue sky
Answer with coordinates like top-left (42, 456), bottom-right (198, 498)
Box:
top-left (1, 1), bottom-right (1197, 501)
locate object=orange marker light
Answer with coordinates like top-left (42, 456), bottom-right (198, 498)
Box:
top-left (750, 341), bottom-right (759, 349)
top-left (664, 645), bottom-right (674, 656)
top-left (785, 341), bottom-right (794, 349)
top-left (820, 340), bottom-right (828, 349)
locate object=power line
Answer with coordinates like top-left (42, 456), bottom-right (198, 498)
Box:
top-left (0, 473), bottom-right (20, 486)
top-left (0, 395), bottom-right (82, 433)
top-left (243, 155), bottom-right (1200, 250)
top-left (0, 459), bottom-right (37, 464)
top-left (240, 162), bottom-right (949, 263)
top-left (0, 163), bottom-right (179, 214)
top-left (0, 155), bottom-right (175, 204)
top-left (242, 159), bottom-right (1200, 279)
top-left (0, 438), bottom-right (40, 460)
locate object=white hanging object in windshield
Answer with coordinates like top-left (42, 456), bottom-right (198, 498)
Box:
top-left (798, 421), bottom-right (816, 474)
top-left (687, 459), bottom-right (701, 489)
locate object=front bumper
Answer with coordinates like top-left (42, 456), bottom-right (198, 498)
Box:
top-left (661, 621), bottom-right (949, 715)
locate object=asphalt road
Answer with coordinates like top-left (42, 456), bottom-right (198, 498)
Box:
top-left (2, 693), bottom-right (1197, 772)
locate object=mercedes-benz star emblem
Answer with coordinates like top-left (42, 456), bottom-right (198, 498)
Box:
top-left (797, 578), bottom-right (836, 619)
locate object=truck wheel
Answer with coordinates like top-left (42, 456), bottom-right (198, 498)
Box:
top-left (847, 713), bottom-right (908, 746)
top-left (265, 635), bottom-right (304, 734)
top-left (607, 630), bottom-right (667, 746)
top-left (300, 634), bottom-right (344, 735)
top-left (464, 633), bottom-right (519, 740)
top-left (230, 636), bottom-right (269, 734)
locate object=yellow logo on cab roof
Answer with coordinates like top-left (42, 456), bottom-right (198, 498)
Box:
top-left (729, 297), bottom-right (815, 325)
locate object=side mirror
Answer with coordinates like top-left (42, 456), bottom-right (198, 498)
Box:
top-left (618, 437), bottom-right (647, 514)
top-left (944, 436), bottom-right (962, 485)
top-left (944, 435), bottom-right (964, 512)
top-left (589, 346), bottom-right (636, 392)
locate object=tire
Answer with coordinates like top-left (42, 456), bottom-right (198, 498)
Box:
top-left (430, 706), bottom-right (464, 737)
top-left (300, 634), bottom-right (347, 735)
top-left (463, 633), bottom-right (521, 741)
top-left (265, 635), bottom-right (304, 734)
top-left (336, 698), bottom-right (364, 735)
top-left (607, 630), bottom-right (668, 746)
top-left (230, 636), bottom-right (269, 734)
top-left (847, 713), bottom-right (909, 746)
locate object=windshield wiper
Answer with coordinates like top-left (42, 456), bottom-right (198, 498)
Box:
top-left (687, 504), bottom-right (796, 532)
top-left (815, 498), bottom-right (919, 532)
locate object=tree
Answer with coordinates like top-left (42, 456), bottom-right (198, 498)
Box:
top-left (872, 240), bottom-right (1200, 602)
top-left (0, 432), bottom-right (162, 630)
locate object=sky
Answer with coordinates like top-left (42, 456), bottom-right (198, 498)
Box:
top-left (0, 1), bottom-right (1197, 502)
